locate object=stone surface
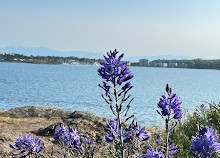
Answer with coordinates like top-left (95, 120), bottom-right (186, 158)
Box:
top-left (0, 106), bottom-right (161, 157)
top-left (0, 106), bottom-right (108, 157)
top-left (5, 106), bottom-right (72, 118)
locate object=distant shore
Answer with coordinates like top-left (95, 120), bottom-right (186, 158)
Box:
top-left (0, 60), bottom-right (100, 66)
top-left (0, 52), bottom-right (102, 66)
top-left (1, 52), bottom-right (220, 70)
top-left (1, 61), bottom-right (220, 72)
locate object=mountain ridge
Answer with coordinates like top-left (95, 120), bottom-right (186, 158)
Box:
top-left (0, 46), bottom-right (193, 62)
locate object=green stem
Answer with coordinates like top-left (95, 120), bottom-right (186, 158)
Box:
top-left (114, 81), bottom-right (125, 158)
top-left (165, 116), bottom-right (170, 158)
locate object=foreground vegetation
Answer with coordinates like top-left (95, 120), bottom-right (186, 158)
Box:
top-left (7, 50), bottom-right (220, 157)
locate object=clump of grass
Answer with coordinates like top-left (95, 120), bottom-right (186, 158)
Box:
top-left (0, 116), bottom-right (51, 124)
top-left (0, 116), bottom-right (18, 124)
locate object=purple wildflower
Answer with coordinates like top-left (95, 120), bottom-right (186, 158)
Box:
top-left (98, 49), bottom-right (133, 95)
top-left (9, 134), bottom-right (45, 156)
top-left (54, 124), bottom-right (94, 157)
top-left (105, 118), bottom-right (120, 142)
top-left (157, 139), bottom-right (162, 145)
top-left (98, 50), bottom-right (135, 157)
top-left (190, 126), bottom-right (220, 157)
top-left (105, 119), bottom-right (150, 144)
top-left (118, 74), bottom-right (134, 85)
top-left (69, 128), bottom-right (82, 149)
top-left (54, 124), bottom-right (82, 149)
top-left (134, 125), bottom-right (150, 142)
top-left (158, 91), bottom-right (182, 119)
top-left (142, 142), bottom-right (180, 158)
top-left (103, 82), bottom-right (111, 96)
top-left (54, 124), bottom-right (68, 140)
top-left (122, 82), bottom-right (132, 91)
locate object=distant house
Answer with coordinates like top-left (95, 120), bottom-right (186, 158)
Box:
top-left (162, 62), bottom-right (168, 67)
top-left (139, 59), bottom-right (149, 67)
top-left (168, 63), bottom-right (178, 68)
top-left (65, 59), bottom-right (77, 64)
top-left (152, 62), bottom-right (167, 67)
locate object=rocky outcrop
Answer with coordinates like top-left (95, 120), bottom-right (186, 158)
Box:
top-left (0, 106), bottom-right (162, 157)
top-left (34, 111), bottom-right (108, 145)
top-left (6, 106), bottom-right (72, 118)
top-left (63, 111), bottom-right (107, 144)
top-left (0, 106), bottom-right (109, 156)
top-left (63, 111), bottom-right (107, 132)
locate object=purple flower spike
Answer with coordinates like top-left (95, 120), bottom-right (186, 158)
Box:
top-left (98, 50), bottom-right (135, 156)
top-left (98, 49), bottom-right (133, 95)
top-left (158, 89), bottom-right (182, 119)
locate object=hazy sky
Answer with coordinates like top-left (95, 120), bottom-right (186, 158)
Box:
top-left (1, 0), bottom-right (220, 58)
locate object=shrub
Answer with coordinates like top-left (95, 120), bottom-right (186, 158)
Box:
top-left (171, 103), bottom-right (220, 157)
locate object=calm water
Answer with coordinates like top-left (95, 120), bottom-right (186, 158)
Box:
top-left (0, 62), bottom-right (220, 127)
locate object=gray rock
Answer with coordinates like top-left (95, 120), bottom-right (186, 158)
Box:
top-left (63, 111), bottom-right (108, 127)
top-left (33, 111), bottom-right (108, 145)
top-left (6, 106), bottom-right (72, 118)
top-left (0, 133), bottom-right (13, 156)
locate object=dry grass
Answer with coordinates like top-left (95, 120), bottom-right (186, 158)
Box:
top-left (0, 116), bottom-right (18, 124)
top-left (0, 116), bottom-right (61, 124)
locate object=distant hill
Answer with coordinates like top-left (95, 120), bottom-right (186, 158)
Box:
top-left (0, 46), bottom-right (192, 62)
top-left (0, 46), bottom-right (104, 59)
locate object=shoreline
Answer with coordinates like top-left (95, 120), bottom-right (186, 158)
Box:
top-left (1, 61), bottom-right (220, 71)
top-left (0, 61), bottom-right (99, 66)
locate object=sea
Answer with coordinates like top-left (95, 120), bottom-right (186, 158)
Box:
top-left (0, 62), bottom-right (220, 127)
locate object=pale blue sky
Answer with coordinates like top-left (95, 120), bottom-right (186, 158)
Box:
top-left (0, 0), bottom-right (220, 58)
